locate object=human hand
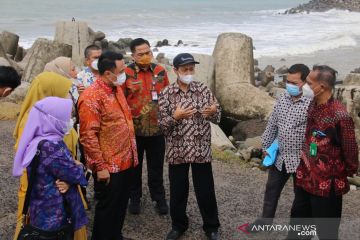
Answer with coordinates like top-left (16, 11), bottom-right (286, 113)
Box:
top-left (56, 180), bottom-right (70, 194)
top-left (76, 83), bottom-right (85, 95)
top-left (173, 105), bottom-right (197, 120)
top-left (201, 103), bottom-right (217, 118)
top-left (97, 169), bottom-right (110, 185)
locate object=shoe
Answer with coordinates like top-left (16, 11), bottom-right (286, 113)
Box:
top-left (128, 201), bottom-right (140, 215)
top-left (205, 231), bottom-right (220, 240)
top-left (155, 199), bottom-right (168, 215)
top-left (165, 229), bottom-right (184, 240)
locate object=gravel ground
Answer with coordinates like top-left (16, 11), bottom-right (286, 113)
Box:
top-left (1, 120), bottom-right (360, 240)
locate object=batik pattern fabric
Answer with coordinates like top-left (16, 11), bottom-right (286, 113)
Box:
top-left (78, 78), bottom-right (138, 173)
top-left (261, 93), bottom-right (312, 173)
top-left (296, 98), bottom-right (359, 197)
top-left (124, 63), bottom-right (169, 136)
top-left (28, 140), bottom-right (88, 231)
top-left (71, 67), bottom-right (96, 102)
top-left (158, 81), bottom-right (221, 165)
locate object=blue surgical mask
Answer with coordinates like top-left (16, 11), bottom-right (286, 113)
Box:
top-left (286, 83), bottom-right (302, 97)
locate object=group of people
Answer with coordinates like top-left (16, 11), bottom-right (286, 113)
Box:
top-left (0, 37), bottom-right (358, 240)
top-left (248, 64), bottom-right (359, 239)
top-left (2, 38), bottom-right (221, 240)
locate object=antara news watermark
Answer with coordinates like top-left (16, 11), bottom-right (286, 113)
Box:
top-left (238, 223), bottom-right (317, 236)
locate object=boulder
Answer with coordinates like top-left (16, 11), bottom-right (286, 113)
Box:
top-left (8, 59), bottom-right (24, 76)
top-left (231, 119), bottom-right (267, 141)
top-left (269, 87), bottom-right (286, 99)
top-left (334, 85), bottom-right (360, 143)
top-left (211, 123), bottom-right (235, 150)
top-left (0, 57), bottom-right (10, 66)
top-left (213, 33), bottom-right (255, 85)
top-left (107, 41), bottom-right (126, 55)
top-left (175, 40), bottom-right (183, 46)
top-left (343, 73), bottom-right (360, 86)
top-left (351, 67), bottom-right (360, 74)
top-left (243, 136), bottom-right (262, 149)
top-left (155, 53), bottom-right (170, 65)
top-left (0, 31), bottom-right (19, 58)
top-left (232, 126), bottom-right (247, 141)
top-left (265, 81), bottom-right (276, 92)
top-left (213, 33), bottom-right (274, 119)
top-left (0, 43), bottom-right (9, 59)
top-left (0, 102), bottom-right (21, 120)
top-left (100, 39), bottom-right (109, 49)
top-left (276, 65), bottom-right (288, 75)
top-left (258, 65), bottom-right (275, 87)
top-left (94, 31), bottom-right (106, 41)
top-left (192, 54), bottom-right (215, 92)
top-left (214, 83), bottom-right (275, 119)
top-left (1, 81), bottom-right (30, 104)
top-left (155, 39), bottom-right (170, 47)
top-left (116, 38), bottom-right (132, 51)
top-left (238, 148), bottom-right (252, 161)
top-left (14, 46), bottom-right (25, 62)
top-left (348, 176), bottom-right (360, 187)
top-left (21, 38), bottom-right (72, 82)
top-left (94, 40), bottom-right (102, 48)
top-left (159, 63), bottom-right (177, 83)
top-left (54, 21), bottom-right (95, 66)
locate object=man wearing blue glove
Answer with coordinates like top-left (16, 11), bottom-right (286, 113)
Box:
top-left (247, 64), bottom-right (312, 231)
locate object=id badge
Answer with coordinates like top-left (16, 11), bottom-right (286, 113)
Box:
top-left (151, 90), bottom-right (158, 101)
top-left (310, 142), bottom-right (317, 157)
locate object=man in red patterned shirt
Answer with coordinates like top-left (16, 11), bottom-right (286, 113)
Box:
top-left (123, 38), bottom-right (170, 215)
top-left (78, 51), bottom-right (138, 240)
top-left (288, 65), bottom-right (359, 240)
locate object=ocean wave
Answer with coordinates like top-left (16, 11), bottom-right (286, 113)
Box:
top-left (255, 35), bottom-right (358, 57)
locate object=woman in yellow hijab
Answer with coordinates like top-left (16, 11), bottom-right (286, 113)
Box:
top-left (13, 72), bottom-right (87, 240)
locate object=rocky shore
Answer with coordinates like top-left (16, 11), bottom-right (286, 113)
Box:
top-left (285, 0), bottom-right (360, 14)
top-left (1, 120), bottom-right (360, 240)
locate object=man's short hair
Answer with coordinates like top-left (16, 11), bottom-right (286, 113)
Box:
top-left (130, 38), bottom-right (150, 53)
top-left (288, 64), bottom-right (310, 82)
top-left (0, 66), bottom-right (21, 89)
top-left (313, 65), bottom-right (338, 88)
top-left (84, 44), bottom-right (101, 58)
top-left (98, 51), bottom-right (124, 75)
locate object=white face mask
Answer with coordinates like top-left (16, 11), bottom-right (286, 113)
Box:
top-left (114, 72), bottom-right (126, 86)
top-left (64, 118), bottom-right (75, 135)
top-left (91, 59), bottom-right (99, 71)
top-left (179, 74), bottom-right (194, 85)
top-left (302, 83), bottom-right (314, 99)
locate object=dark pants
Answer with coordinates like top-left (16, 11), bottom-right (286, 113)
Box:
top-left (169, 162), bottom-right (220, 233)
top-left (261, 164), bottom-right (294, 223)
top-left (130, 135), bottom-right (166, 203)
top-left (92, 168), bottom-right (133, 240)
top-left (287, 185), bottom-right (343, 240)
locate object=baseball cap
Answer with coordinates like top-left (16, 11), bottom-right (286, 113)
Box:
top-left (173, 53), bottom-right (200, 68)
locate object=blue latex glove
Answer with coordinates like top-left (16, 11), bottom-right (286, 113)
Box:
top-left (262, 139), bottom-right (279, 167)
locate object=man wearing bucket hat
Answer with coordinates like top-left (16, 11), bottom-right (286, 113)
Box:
top-left (158, 53), bottom-right (221, 240)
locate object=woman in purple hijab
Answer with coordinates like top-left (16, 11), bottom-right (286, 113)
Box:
top-left (13, 96), bottom-right (88, 232)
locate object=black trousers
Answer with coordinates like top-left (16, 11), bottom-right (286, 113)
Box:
top-left (261, 164), bottom-right (294, 222)
top-left (130, 135), bottom-right (166, 203)
top-left (169, 162), bottom-right (220, 233)
top-left (92, 168), bottom-right (133, 240)
top-left (287, 185), bottom-right (342, 240)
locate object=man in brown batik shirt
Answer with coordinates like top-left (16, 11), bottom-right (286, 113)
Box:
top-left (158, 53), bottom-right (221, 240)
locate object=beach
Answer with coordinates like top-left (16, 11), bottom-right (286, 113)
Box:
top-left (1, 120), bottom-right (360, 240)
